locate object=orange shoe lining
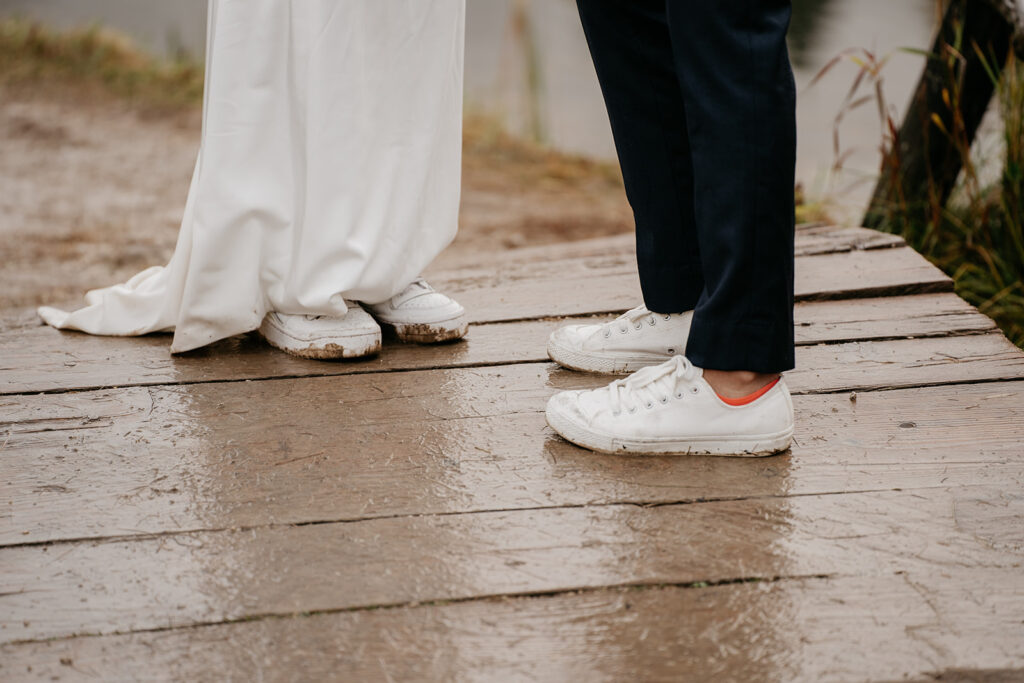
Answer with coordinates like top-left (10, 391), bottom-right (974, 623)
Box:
top-left (716, 377), bottom-right (781, 407)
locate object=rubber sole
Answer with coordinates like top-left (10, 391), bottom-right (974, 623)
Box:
top-left (547, 337), bottom-right (670, 375)
top-left (258, 321), bottom-right (382, 360)
top-left (378, 314), bottom-right (468, 344)
top-left (545, 403), bottom-right (793, 457)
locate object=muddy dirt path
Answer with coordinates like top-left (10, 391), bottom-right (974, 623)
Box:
top-left (0, 77), bottom-right (632, 311)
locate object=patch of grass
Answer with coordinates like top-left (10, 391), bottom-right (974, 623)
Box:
top-left (819, 19), bottom-right (1024, 347)
top-left (462, 111), bottom-right (624, 190)
top-left (885, 53), bottom-right (1024, 348)
top-left (937, 57), bottom-right (1024, 346)
top-left (2, 17), bottom-right (823, 248)
top-left (794, 184), bottom-right (833, 224)
top-left (0, 17), bottom-right (203, 107)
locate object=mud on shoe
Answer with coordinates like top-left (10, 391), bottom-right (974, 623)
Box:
top-left (545, 356), bottom-right (794, 456)
top-left (259, 302), bottom-right (382, 360)
top-left (364, 278), bottom-right (467, 343)
top-left (547, 305), bottom-right (692, 374)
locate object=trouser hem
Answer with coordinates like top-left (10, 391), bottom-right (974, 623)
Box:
top-left (638, 260), bottom-right (704, 314)
top-left (685, 314), bottom-right (795, 373)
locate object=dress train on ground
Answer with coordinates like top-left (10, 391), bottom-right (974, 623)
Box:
top-left (39, 0), bottom-right (466, 353)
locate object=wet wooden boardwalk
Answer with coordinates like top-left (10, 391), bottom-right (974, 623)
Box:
top-left (2, 224), bottom-right (1023, 681)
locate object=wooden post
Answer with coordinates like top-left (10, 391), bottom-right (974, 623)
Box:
top-left (863, 0), bottom-right (1015, 230)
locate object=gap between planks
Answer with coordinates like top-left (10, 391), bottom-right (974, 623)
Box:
top-left (5, 367), bottom-right (1024, 546)
top-left (4, 486), bottom-right (1020, 644)
top-left (0, 484), bottom-right (942, 552)
top-left (0, 293), bottom-right (1002, 396)
top-left (2, 337), bottom-right (1019, 398)
top-left (0, 571), bottom-right (836, 649)
top-left (5, 569), bottom-right (1020, 683)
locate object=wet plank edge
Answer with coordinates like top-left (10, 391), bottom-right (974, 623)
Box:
top-left (2, 486), bottom-right (1020, 644)
top-left (5, 480), bottom-right (1021, 553)
top-left (437, 246), bottom-right (952, 324)
top-left (429, 226), bottom-right (904, 272)
top-left (3, 331), bottom-right (1022, 399)
top-left (4, 378), bottom-right (1024, 547)
top-left (0, 293), bottom-right (999, 395)
top-left (0, 572), bottom-right (839, 648)
top-left (3, 570), bottom-right (1020, 683)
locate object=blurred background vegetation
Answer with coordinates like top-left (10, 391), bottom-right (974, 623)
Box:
top-left (884, 51), bottom-right (1023, 347)
top-left (0, 0), bottom-right (1020, 346)
top-left (0, 0), bottom-right (942, 214)
top-left (819, 1), bottom-right (1023, 347)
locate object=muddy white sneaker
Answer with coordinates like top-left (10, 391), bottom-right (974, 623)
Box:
top-left (545, 356), bottom-right (794, 456)
top-left (548, 305), bottom-right (692, 374)
top-left (364, 278), bottom-right (467, 343)
top-left (259, 303), bottom-right (382, 360)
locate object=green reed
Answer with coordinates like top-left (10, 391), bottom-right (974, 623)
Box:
top-left (820, 32), bottom-right (1024, 347)
top-left (0, 18), bottom-right (203, 106)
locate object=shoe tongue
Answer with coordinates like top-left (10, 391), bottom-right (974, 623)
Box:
top-left (625, 364), bottom-right (661, 386)
top-left (392, 279), bottom-right (433, 307)
top-left (629, 356), bottom-right (689, 389)
top-left (618, 305), bottom-right (650, 324)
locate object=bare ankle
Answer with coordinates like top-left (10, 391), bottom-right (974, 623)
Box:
top-left (702, 369), bottom-right (780, 399)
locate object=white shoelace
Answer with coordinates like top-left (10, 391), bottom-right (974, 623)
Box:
top-left (590, 305), bottom-right (671, 341)
top-left (607, 355), bottom-right (700, 415)
top-left (405, 278), bottom-right (433, 294)
top-left (392, 277), bottom-right (435, 304)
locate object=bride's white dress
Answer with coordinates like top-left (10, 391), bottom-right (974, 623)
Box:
top-left (38, 0), bottom-right (466, 353)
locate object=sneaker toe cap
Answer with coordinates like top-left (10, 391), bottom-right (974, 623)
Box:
top-left (546, 390), bottom-right (585, 420)
top-left (395, 292), bottom-right (458, 311)
top-left (373, 296), bottom-right (465, 324)
top-left (548, 324), bottom-right (595, 351)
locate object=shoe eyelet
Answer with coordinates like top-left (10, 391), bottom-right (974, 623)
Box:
top-left (674, 392), bottom-right (684, 400)
top-left (691, 386), bottom-right (700, 394)
top-left (645, 402), bottom-right (653, 409)
top-left (619, 327), bottom-right (628, 334)
top-left (649, 318), bottom-right (657, 326)
top-left (628, 407), bottom-right (637, 414)
top-left (663, 315), bottom-right (671, 321)
top-left (612, 411), bottom-right (621, 417)
top-left (604, 330), bottom-right (611, 338)
top-left (667, 347), bottom-right (676, 355)
top-left (634, 322), bottom-right (642, 330)
top-left (659, 397), bottom-right (668, 404)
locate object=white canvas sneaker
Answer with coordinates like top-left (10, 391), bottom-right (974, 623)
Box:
top-left (364, 278), bottom-right (468, 343)
top-left (545, 356), bottom-right (794, 456)
top-left (259, 302), bottom-right (382, 359)
top-left (547, 305), bottom-right (693, 374)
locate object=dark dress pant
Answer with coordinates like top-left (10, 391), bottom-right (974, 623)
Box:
top-left (577, 0), bottom-right (797, 372)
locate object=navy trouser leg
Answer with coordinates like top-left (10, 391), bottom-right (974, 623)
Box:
top-left (577, 0), bottom-right (797, 373)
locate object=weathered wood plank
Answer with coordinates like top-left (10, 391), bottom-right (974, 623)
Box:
top-left (0, 292), bottom-right (990, 395)
top-left (791, 223), bottom-right (905, 254)
top-left (2, 486), bottom-right (1020, 644)
top-left (864, 0), bottom-right (1016, 229)
top-left (790, 291), bottom-right (994, 344)
top-left (785, 332), bottom-right (1024, 393)
top-left (431, 226), bottom-right (904, 271)
top-left (3, 572), bottom-right (1020, 682)
top-left (434, 246), bottom-right (951, 323)
top-left (4, 361), bottom-right (1023, 546)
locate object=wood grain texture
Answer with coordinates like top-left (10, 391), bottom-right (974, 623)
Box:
top-left (785, 332), bottom-right (1024, 392)
top-left (431, 226), bottom-right (904, 271)
top-left (2, 223), bottom-right (1021, 677)
top-left (3, 486), bottom-right (1022, 644)
top-left (432, 246), bottom-right (950, 324)
top-left (0, 293), bottom-right (991, 395)
top-left (4, 363), bottom-right (1023, 545)
top-left (3, 571), bottom-right (1021, 683)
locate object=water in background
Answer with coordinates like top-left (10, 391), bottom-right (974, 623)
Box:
top-left (1, 0), bottom-right (941, 221)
